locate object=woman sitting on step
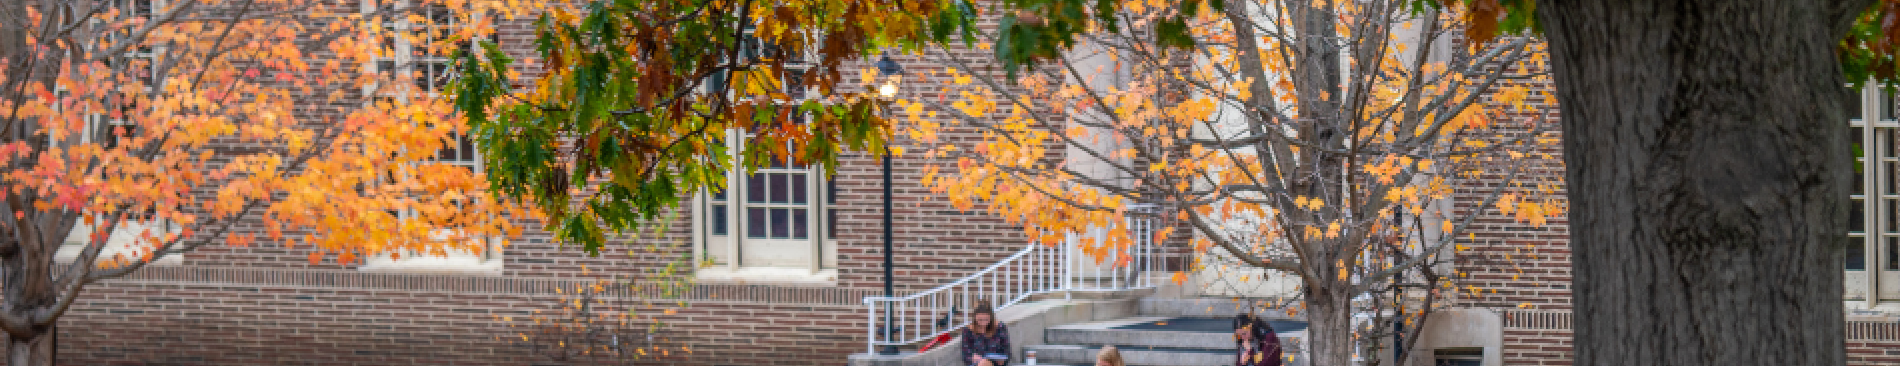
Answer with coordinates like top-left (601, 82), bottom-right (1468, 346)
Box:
top-left (1235, 313), bottom-right (1283, 366)
top-left (961, 300), bottom-right (1012, 366)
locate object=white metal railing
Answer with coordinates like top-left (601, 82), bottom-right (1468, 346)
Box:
top-left (862, 212), bottom-right (1160, 354)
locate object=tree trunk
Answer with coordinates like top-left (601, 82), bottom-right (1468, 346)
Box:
top-left (7, 328), bottom-right (54, 366)
top-left (1535, 0), bottom-right (1868, 365)
top-left (1303, 287), bottom-right (1354, 366)
top-left (3, 236), bottom-right (61, 366)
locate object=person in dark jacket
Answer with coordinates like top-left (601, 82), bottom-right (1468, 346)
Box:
top-left (961, 300), bottom-right (1012, 366)
top-left (1234, 313), bottom-right (1283, 366)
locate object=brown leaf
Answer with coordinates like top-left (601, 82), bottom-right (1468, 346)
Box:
top-left (1465, 0), bottom-right (1502, 47)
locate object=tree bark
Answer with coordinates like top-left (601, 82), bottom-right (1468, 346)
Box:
top-left (1535, 0), bottom-right (1868, 365)
top-left (7, 327), bottom-right (55, 366)
top-left (3, 234), bottom-right (61, 366)
top-left (1303, 287), bottom-right (1353, 366)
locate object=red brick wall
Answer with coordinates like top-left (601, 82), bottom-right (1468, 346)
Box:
top-left (1848, 339), bottom-right (1900, 365)
top-left (56, 278), bottom-right (873, 366)
top-left (49, 4), bottom-right (1090, 366)
top-left (1502, 329), bottom-right (1573, 366)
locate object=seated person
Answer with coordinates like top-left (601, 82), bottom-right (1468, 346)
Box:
top-left (1234, 313), bottom-right (1282, 366)
top-left (961, 300), bottom-right (1011, 366)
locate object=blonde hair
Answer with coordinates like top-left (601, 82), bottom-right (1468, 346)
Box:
top-left (1096, 345), bottom-right (1125, 366)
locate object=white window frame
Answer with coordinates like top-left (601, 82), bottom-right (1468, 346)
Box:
top-left (692, 127), bottom-right (839, 285)
top-left (1847, 84), bottom-right (1900, 309)
top-left (690, 24), bottom-right (835, 284)
top-left (57, 0), bottom-right (183, 266)
top-left (356, 0), bottom-right (502, 275)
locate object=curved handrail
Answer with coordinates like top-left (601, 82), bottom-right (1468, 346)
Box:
top-left (862, 243), bottom-right (1042, 303)
top-left (863, 216), bottom-right (1160, 354)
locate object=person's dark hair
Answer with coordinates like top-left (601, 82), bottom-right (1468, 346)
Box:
top-left (1233, 313), bottom-right (1274, 346)
top-left (971, 300), bottom-right (997, 335)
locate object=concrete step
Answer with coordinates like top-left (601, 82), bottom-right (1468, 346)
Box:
top-left (1046, 316), bottom-right (1307, 350)
top-left (1139, 298), bottom-right (1302, 319)
top-left (1025, 344), bottom-right (1232, 366)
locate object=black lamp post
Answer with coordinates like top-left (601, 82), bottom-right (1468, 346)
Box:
top-left (875, 55), bottom-right (903, 356)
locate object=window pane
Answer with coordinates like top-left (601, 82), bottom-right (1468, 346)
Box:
top-left (828, 208), bottom-right (837, 239)
top-left (770, 208), bottom-right (790, 238)
top-left (711, 204), bottom-right (728, 236)
top-left (1890, 160), bottom-right (1900, 197)
top-left (1855, 155), bottom-right (1866, 196)
top-left (786, 68), bottom-right (807, 100)
top-left (827, 172), bottom-right (837, 204)
top-left (1889, 236), bottom-right (1900, 271)
top-left (708, 71), bottom-right (728, 94)
top-left (1852, 199), bottom-right (1866, 233)
top-left (712, 187), bottom-right (727, 202)
top-left (418, 62), bottom-right (451, 91)
top-left (1891, 199), bottom-right (1900, 235)
top-left (460, 134), bottom-right (477, 161)
top-left (437, 133), bottom-right (461, 161)
top-left (1848, 239), bottom-right (1867, 270)
top-left (747, 208), bottom-right (767, 238)
top-left (376, 60), bottom-right (396, 80)
top-left (1884, 89), bottom-right (1896, 121)
top-left (1848, 86), bottom-right (1864, 120)
top-left (769, 173), bottom-right (788, 203)
top-left (792, 209), bottom-right (809, 239)
top-left (791, 173), bottom-right (808, 204)
top-left (747, 174), bottom-right (767, 203)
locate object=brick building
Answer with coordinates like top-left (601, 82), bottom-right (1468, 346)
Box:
top-left (34, 1), bottom-right (1900, 366)
top-left (40, 1), bottom-right (1184, 366)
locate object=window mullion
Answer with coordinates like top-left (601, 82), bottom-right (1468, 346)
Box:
top-left (727, 128), bottom-right (743, 271)
top-left (809, 162), bottom-right (823, 274)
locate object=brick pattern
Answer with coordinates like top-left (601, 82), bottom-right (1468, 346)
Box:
top-left (1848, 340), bottom-right (1900, 365)
top-left (1447, 47), bottom-right (1573, 311)
top-left (57, 280), bottom-right (869, 366)
top-left (1501, 328), bottom-right (1573, 366)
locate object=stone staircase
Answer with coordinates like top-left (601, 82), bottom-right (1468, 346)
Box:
top-left (1024, 316), bottom-right (1308, 366)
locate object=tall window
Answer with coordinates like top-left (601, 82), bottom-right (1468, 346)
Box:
top-left (358, 0), bottom-right (500, 274)
top-left (57, 0), bottom-right (182, 265)
top-left (693, 27), bottom-right (835, 283)
top-left (1846, 84), bottom-right (1900, 305)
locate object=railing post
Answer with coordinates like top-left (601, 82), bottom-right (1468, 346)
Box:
top-left (866, 299), bottom-right (877, 355)
top-left (1062, 232), bottom-right (1074, 299)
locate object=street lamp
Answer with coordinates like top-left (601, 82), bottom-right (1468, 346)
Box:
top-left (875, 54), bottom-right (903, 356)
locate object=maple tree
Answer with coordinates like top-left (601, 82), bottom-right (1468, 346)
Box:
top-left (906, 0), bottom-right (1561, 364)
top-left (0, 0), bottom-right (539, 364)
top-left (447, 0), bottom-right (985, 255)
top-left (973, 0), bottom-right (1900, 364)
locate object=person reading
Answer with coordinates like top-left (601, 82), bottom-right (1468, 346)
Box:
top-left (960, 300), bottom-right (1012, 366)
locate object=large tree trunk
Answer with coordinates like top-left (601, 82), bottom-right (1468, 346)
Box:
top-left (3, 234), bottom-right (62, 366)
top-left (1535, 0), bottom-right (1869, 365)
top-left (1303, 286), bottom-right (1354, 366)
top-left (7, 328), bottom-right (55, 366)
